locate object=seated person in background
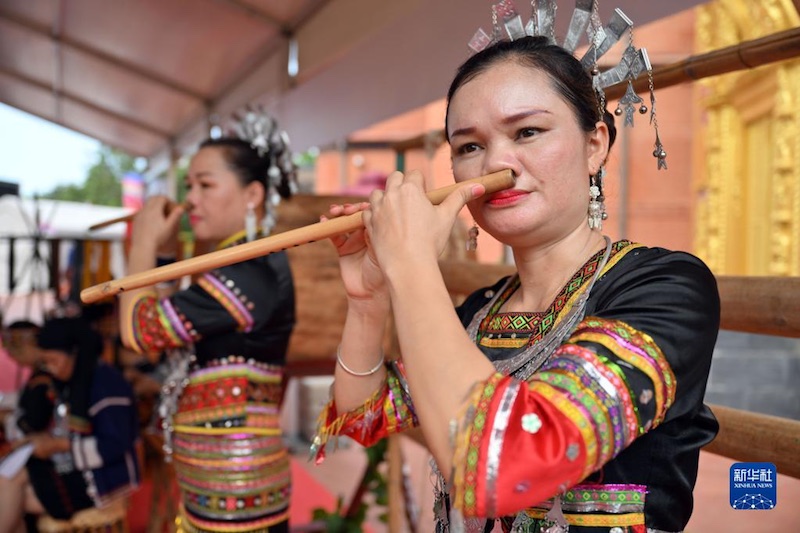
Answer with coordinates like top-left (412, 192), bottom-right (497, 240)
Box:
top-left (0, 320), bottom-right (55, 533)
top-left (0, 320), bottom-right (41, 394)
top-left (0, 317), bottom-right (140, 533)
top-left (2, 320), bottom-right (56, 439)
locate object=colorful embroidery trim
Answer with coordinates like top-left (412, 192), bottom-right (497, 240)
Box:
top-left (198, 273), bottom-right (254, 332)
top-left (478, 241), bottom-right (642, 349)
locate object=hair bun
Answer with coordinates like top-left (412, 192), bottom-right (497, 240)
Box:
top-left (226, 104), bottom-right (299, 201)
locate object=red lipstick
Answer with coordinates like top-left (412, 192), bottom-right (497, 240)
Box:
top-left (487, 189), bottom-right (528, 206)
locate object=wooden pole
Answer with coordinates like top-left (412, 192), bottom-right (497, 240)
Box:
top-left (717, 276), bottom-right (800, 338)
top-left (704, 404), bottom-right (800, 479)
top-left (439, 260), bottom-right (800, 338)
top-left (605, 26), bottom-right (800, 100)
top-left (387, 436), bottom-right (405, 532)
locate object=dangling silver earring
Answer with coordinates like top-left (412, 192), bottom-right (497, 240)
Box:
top-left (466, 222), bottom-right (479, 251)
top-left (245, 202), bottom-right (257, 242)
top-left (588, 167), bottom-right (607, 230)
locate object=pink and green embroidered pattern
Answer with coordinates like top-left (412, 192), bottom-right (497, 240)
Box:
top-left (535, 364), bottom-right (618, 466)
top-left (570, 318), bottom-right (675, 429)
top-left (557, 343), bottom-right (638, 446)
top-left (530, 316), bottom-right (675, 477)
top-left (160, 297), bottom-right (194, 343)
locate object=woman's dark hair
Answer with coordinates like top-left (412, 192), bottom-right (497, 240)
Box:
top-left (445, 36), bottom-right (616, 149)
top-left (36, 317), bottom-right (103, 421)
top-left (80, 302), bottom-right (115, 325)
top-left (7, 320), bottom-right (40, 330)
top-left (198, 138), bottom-right (293, 200)
top-left (37, 317), bottom-right (102, 357)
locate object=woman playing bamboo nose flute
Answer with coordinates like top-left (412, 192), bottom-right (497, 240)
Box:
top-left (118, 107), bottom-right (297, 533)
top-left (313, 3), bottom-right (719, 532)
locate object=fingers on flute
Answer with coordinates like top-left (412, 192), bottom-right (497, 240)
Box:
top-left (326, 202), bottom-right (370, 217)
top-left (165, 203), bottom-right (185, 226)
top-left (141, 196), bottom-right (169, 218)
top-left (383, 170), bottom-right (426, 195)
top-left (384, 170), bottom-right (405, 190)
top-left (405, 169), bottom-right (425, 188)
top-left (328, 232), bottom-right (348, 248)
top-left (368, 190), bottom-right (383, 206)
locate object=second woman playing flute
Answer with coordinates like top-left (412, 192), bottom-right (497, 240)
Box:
top-left (119, 108), bottom-right (297, 533)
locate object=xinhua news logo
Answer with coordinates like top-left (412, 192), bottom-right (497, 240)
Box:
top-left (730, 462), bottom-right (777, 510)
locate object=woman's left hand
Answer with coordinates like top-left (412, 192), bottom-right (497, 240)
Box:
top-left (130, 196), bottom-right (185, 255)
top-left (364, 170), bottom-right (484, 270)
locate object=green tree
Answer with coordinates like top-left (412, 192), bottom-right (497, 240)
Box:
top-left (42, 145), bottom-right (135, 206)
top-left (42, 183), bottom-right (84, 202)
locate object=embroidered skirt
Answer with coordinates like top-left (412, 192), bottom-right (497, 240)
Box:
top-left (172, 362), bottom-right (290, 532)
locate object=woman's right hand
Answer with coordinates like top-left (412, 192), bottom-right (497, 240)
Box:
top-left (130, 196), bottom-right (185, 255)
top-left (28, 433), bottom-right (69, 459)
top-left (324, 202), bottom-right (389, 306)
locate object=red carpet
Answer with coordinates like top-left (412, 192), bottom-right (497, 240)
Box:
top-left (127, 458), bottom-right (342, 532)
top-left (289, 458), bottom-right (340, 523)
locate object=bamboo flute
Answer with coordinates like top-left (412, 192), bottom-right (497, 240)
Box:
top-left (80, 169), bottom-right (515, 303)
top-left (88, 201), bottom-right (190, 231)
top-left (88, 212), bottom-right (136, 231)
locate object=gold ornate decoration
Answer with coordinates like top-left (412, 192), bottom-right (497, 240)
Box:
top-left (694, 0), bottom-right (800, 275)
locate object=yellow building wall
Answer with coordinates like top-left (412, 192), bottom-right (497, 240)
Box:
top-left (693, 0), bottom-right (800, 275)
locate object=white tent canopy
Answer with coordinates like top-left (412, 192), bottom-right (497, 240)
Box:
top-left (0, 0), bottom-right (708, 178)
top-left (0, 196), bottom-right (129, 297)
top-left (0, 196), bottom-right (129, 240)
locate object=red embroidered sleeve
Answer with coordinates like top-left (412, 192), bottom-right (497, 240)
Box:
top-left (312, 361), bottom-right (418, 464)
top-left (451, 317), bottom-right (675, 518)
top-left (126, 293), bottom-right (196, 355)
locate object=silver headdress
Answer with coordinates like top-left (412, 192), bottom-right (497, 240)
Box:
top-left (224, 104), bottom-right (299, 234)
top-left (469, 0), bottom-right (667, 170)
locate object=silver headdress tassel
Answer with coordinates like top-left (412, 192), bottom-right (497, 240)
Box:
top-left (225, 104), bottom-right (299, 235)
top-left (468, 1), bottom-right (667, 170)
